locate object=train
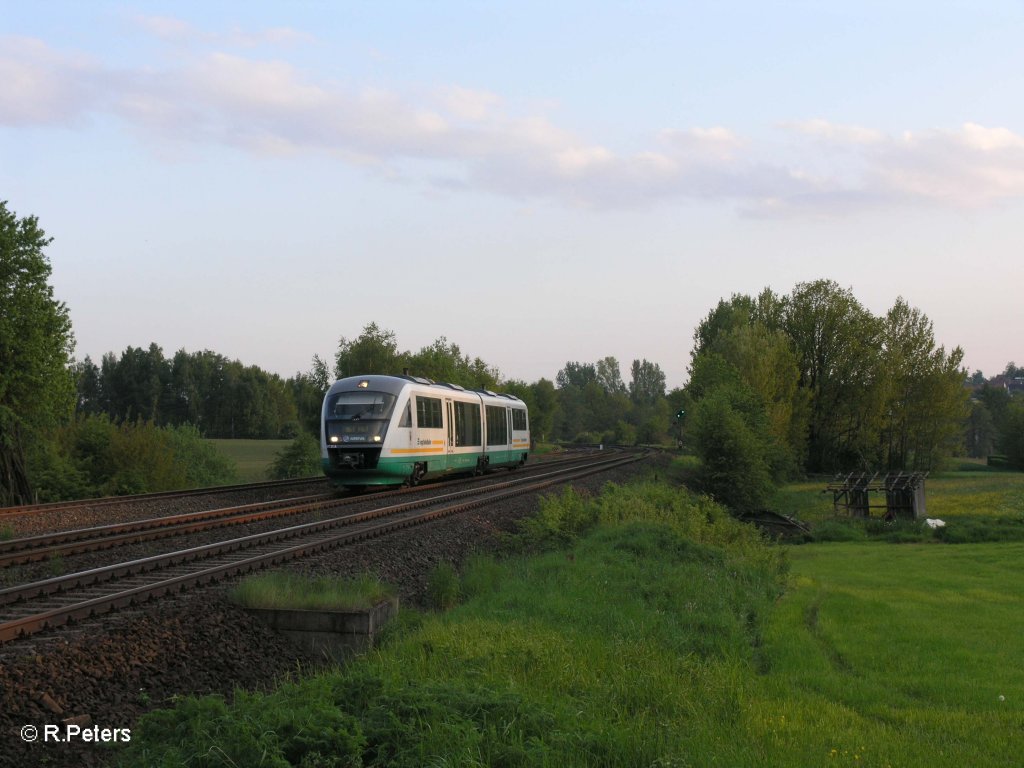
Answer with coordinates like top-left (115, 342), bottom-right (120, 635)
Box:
top-left (320, 374), bottom-right (530, 488)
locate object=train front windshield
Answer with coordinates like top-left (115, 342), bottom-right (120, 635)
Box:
top-left (324, 391), bottom-right (397, 445)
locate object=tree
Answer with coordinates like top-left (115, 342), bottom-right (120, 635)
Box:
top-left (334, 322), bottom-right (403, 378)
top-left (529, 378), bottom-right (558, 442)
top-left (782, 280), bottom-right (884, 472)
top-left (288, 355), bottom-right (331, 437)
top-left (689, 389), bottom-right (774, 513)
top-left (1002, 401), bottom-right (1024, 470)
top-left (629, 359), bottom-right (666, 406)
top-left (407, 337), bottom-right (501, 390)
top-left (595, 356), bottom-right (627, 396)
top-left (556, 361), bottom-right (598, 390)
top-left (876, 298), bottom-right (967, 470)
top-left (0, 202), bottom-right (76, 504)
top-left (705, 322), bottom-right (808, 473)
top-left (965, 401), bottom-right (996, 459)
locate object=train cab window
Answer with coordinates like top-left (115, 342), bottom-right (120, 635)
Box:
top-left (416, 397), bottom-right (443, 429)
top-left (512, 408), bottom-right (528, 431)
top-left (398, 399), bottom-right (412, 428)
top-left (326, 391), bottom-right (396, 420)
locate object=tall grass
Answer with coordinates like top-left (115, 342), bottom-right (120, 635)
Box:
top-left (230, 571), bottom-right (394, 612)
top-left (116, 477), bottom-right (1024, 767)
top-left (116, 482), bottom-right (785, 767)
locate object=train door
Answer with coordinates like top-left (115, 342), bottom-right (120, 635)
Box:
top-left (445, 399), bottom-right (456, 462)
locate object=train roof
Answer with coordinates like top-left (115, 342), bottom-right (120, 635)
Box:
top-left (328, 374), bottom-right (524, 404)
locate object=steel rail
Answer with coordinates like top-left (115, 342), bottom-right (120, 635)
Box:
top-left (0, 452), bottom-right (643, 644)
top-left (0, 493), bottom-right (336, 568)
top-left (0, 476), bottom-right (328, 517)
top-left (0, 450), bottom-right (605, 567)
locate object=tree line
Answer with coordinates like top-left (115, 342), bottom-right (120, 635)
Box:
top-left (681, 280), bottom-right (974, 511)
top-left (73, 346), bottom-right (318, 440)
top-left (2, 200), bottom-right (1020, 506)
top-left (328, 322), bottom-right (678, 447)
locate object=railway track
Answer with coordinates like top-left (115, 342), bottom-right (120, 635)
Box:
top-left (0, 475), bottom-right (328, 517)
top-left (0, 450), bottom-right (604, 569)
top-left (0, 450), bottom-right (643, 644)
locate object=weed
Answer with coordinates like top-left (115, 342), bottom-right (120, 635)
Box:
top-left (113, 477), bottom-right (1024, 768)
top-left (230, 570), bottom-right (395, 611)
top-left (46, 553), bottom-right (64, 577)
top-left (459, 554), bottom-right (502, 599)
top-left (426, 560), bottom-right (460, 611)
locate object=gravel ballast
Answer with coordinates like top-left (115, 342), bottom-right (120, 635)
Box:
top-left (0, 457), bottom-right (656, 768)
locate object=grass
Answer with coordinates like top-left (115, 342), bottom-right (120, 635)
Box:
top-left (115, 482), bottom-right (785, 767)
top-left (770, 459), bottom-right (1024, 525)
top-left (207, 438), bottom-right (294, 482)
top-left (754, 542), bottom-right (1024, 766)
top-left (230, 571), bottom-right (394, 612)
top-left (115, 474), bottom-right (1024, 767)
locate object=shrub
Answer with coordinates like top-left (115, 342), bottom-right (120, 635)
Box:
top-left (26, 416), bottom-right (236, 500)
top-left (164, 424), bottom-right (237, 487)
top-left (269, 433), bottom-right (321, 479)
top-left (689, 391), bottom-right (774, 513)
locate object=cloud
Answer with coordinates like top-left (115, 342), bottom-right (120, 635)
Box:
top-left (0, 37), bottom-right (100, 125)
top-left (874, 124), bottom-right (1024, 207)
top-left (133, 15), bottom-right (197, 42)
top-left (778, 119), bottom-right (1024, 211)
top-left (132, 14), bottom-right (314, 48)
top-left (788, 119), bottom-right (885, 145)
top-left (4, 32), bottom-right (1024, 215)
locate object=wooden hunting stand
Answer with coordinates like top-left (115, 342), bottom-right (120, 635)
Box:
top-left (827, 471), bottom-right (927, 520)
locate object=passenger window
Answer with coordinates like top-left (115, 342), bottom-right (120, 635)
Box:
top-left (416, 397), bottom-right (443, 429)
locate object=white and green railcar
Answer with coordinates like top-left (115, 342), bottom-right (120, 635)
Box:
top-left (321, 374), bottom-right (530, 488)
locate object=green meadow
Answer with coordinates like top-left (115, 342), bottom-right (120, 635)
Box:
top-left (755, 542), bottom-right (1024, 766)
top-left (114, 470), bottom-right (1024, 767)
top-left (207, 438), bottom-right (293, 482)
top-left (772, 460), bottom-right (1024, 524)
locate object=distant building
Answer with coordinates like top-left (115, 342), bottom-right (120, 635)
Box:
top-left (988, 375), bottom-right (1024, 395)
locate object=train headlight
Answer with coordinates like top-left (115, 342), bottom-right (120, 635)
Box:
top-left (373, 435), bottom-right (382, 442)
top-left (330, 436), bottom-right (339, 443)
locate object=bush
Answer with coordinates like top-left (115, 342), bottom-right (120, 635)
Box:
top-left (164, 424), bottom-right (237, 487)
top-left (689, 391), bottom-right (774, 513)
top-left (269, 433), bottom-right (321, 479)
top-left (26, 416), bottom-right (236, 500)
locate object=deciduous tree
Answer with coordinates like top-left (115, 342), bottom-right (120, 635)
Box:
top-left (0, 202), bottom-right (75, 504)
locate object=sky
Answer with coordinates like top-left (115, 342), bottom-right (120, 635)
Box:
top-left (2, 1), bottom-right (1022, 390)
